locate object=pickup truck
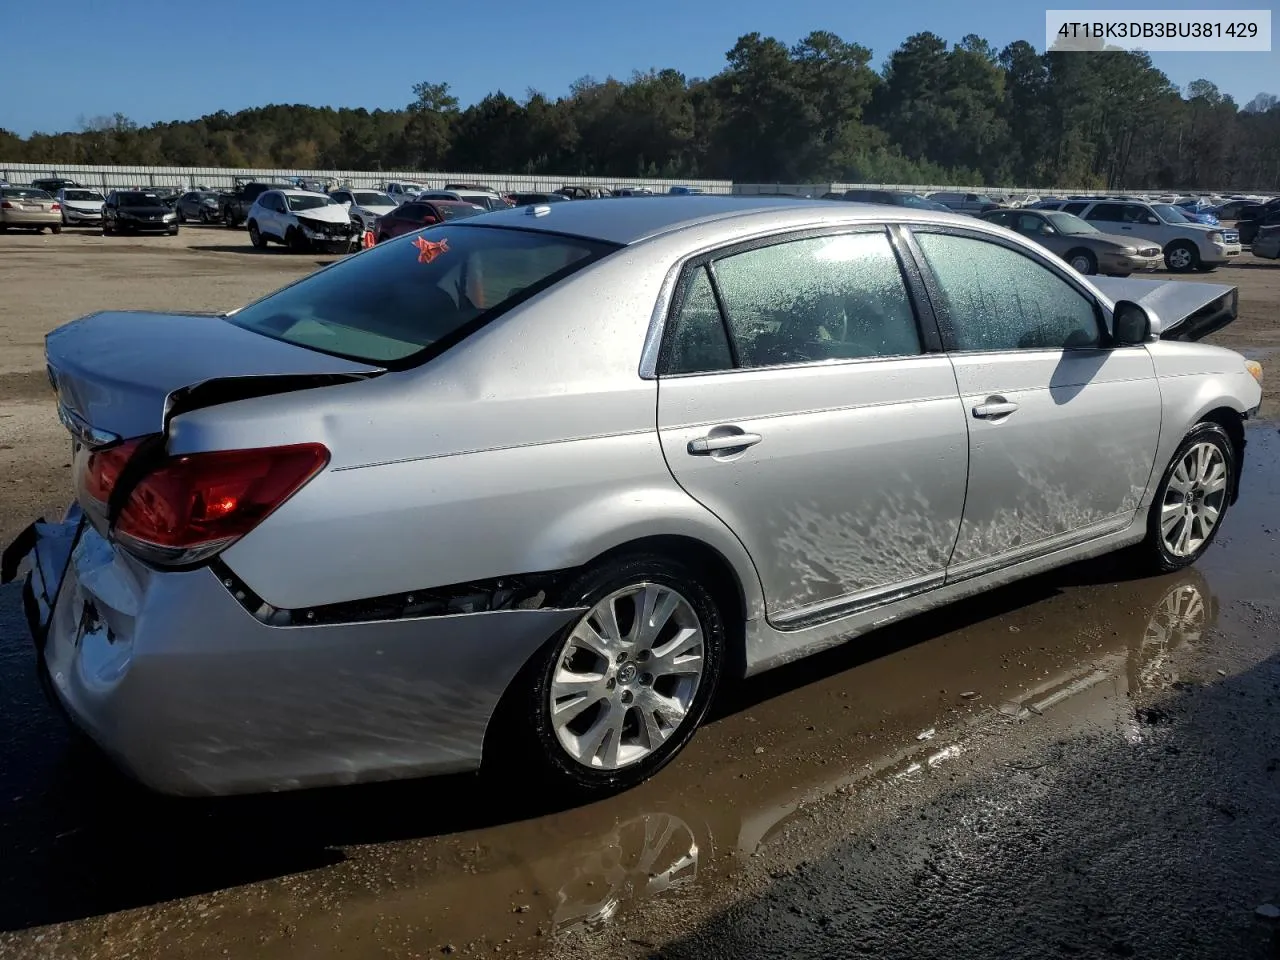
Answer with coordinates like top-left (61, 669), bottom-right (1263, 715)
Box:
top-left (220, 181), bottom-right (294, 228)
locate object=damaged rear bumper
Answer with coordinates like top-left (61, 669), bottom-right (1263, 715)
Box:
top-left (3, 508), bottom-right (580, 796)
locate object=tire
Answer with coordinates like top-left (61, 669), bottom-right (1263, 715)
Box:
top-left (1164, 241), bottom-right (1199, 273)
top-left (102, 223), bottom-right (112, 236)
top-left (223, 208), bottom-right (238, 228)
top-left (200, 208), bottom-right (211, 223)
top-left (177, 208), bottom-right (186, 223)
top-left (491, 553), bottom-right (726, 798)
top-left (1066, 249), bottom-right (1097, 275)
top-left (51, 225), bottom-right (61, 234)
top-left (1138, 421), bottom-right (1235, 573)
top-left (248, 221), bottom-right (266, 249)
top-left (167, 225), bottom-right (179, 236)
top-left (287, 228), bottom-right (307, 253)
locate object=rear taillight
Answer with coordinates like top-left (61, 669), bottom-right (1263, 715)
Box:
top-left (0, 201), bottom-right (12, 209)
top-left (51, 203), bottom-right (61, 211)
top-left (113, 443), bottom-right (329, 566)
top-left (82, 438), bottom-right (148, 508)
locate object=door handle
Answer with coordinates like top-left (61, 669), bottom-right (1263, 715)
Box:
top-left (688, 432), bottom-right (763, 454)
top-left (972, 398), bottom-right (1019, 419)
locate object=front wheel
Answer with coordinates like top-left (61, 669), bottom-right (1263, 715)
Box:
top-left (1164, 241), bottom-right (1200, 273)
top-left (1139, 422), bottom-right (1235, 573)
top-left (1066, 249), bottom-right (1097, 275)
top-left (493, 554), bottom-right (726, 798)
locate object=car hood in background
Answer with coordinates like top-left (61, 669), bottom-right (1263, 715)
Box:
top-left (292, 204), bottom-right (352, 225)
top-left (1090, 276), bottom-right (1238, 342)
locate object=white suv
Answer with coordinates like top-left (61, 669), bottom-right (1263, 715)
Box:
top-left (1074, 199), bottom-right (1241, 272)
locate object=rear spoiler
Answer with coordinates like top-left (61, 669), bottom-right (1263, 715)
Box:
top-left (1090, 276), bottom-right (1238, 342)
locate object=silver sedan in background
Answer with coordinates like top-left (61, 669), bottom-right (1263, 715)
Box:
top-left (2, 198), bottom-right (1263, 798)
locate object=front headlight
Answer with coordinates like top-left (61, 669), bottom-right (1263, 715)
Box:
top-left (1246, 360), bottom-right (1263, 387)
top-left (1208, 231), bottom-right (1223, 243)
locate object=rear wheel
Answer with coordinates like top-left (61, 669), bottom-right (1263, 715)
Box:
top-left (1139, 422), bottom-right (1234, 573)
top-left (491, 553), bottom-right (726, 798)
top-left (1066, 249), bottom-right (1097, 274)
top-left (1164, 241), bottom-right (1199, 273)
top-left (177, 207), bottom-right (186, 223)
top-left (51, 225), bottom-right (61, 234)
top-left (248, 221), bottom-right (266, 249)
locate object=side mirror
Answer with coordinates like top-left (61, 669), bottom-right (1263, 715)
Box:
top-left (1146, 215), bottom-right (1160, 225)
top-left (421, 215), bottom-right (439, 225)
top-left (1113, 300), bottom-right (1154, 345)
top-left (1041, 225), bottom-right (1056, 236)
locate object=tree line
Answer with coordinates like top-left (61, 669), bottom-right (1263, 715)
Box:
top-left (3, 30), bottom-right (1278, 190)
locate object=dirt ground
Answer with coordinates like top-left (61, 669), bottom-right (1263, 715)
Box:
top-left (1, 227), bottom-right (1279, 959)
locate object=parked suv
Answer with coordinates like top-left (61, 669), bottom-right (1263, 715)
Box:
top-left (927, 191), bottom-right (1002, 215)
top-left (1073, 200), bottom-right (1241, 272)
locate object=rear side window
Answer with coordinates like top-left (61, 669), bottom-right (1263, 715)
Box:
top-left (1086, 203), bottom-right (1124, 222)
top-left (227, 226), bottom-right (617, 364)
top-left (664, 267), bottom-right (733, 375)
top-left (914, 232), bottom-right (1100, 352)
top-left (712, 232), bottom-right (920, 368)
top-left (1060, 201), bottom-right (1088, 215)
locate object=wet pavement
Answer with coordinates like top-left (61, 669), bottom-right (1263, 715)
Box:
top-left (1, 424), bottom-right (1278, 960)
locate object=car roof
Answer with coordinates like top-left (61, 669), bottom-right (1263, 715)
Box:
top-left (465, 195), bottom-right (979, 245)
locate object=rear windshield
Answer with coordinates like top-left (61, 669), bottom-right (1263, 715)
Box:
top-left (2, 188), bottom-right (52, 199)
top-left (118, 192), bottom-right (164, 206)
top-left (226, 226), bottom-right (617, 363)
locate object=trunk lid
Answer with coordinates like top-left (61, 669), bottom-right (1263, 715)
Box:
top-left (1089, 276), bottom-right (1238, 342)
top-left (46, 310), bottom-right (385, 443)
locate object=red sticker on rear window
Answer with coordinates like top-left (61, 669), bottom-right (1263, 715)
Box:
top-left (413, 236), bottom-right (450, 264)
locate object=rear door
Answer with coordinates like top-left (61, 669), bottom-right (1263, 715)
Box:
top-left (905, 227), bottom-right (1163, 581)
top-left (655, 226), bottom-right (970, 628)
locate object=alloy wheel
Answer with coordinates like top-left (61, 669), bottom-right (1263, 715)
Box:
top-left (549, 583), bottom-right (705, 771)
top-left (1168, 246), bottom-right (1193, 270)
top-left (1160, 441), bottom-right (1228, 557)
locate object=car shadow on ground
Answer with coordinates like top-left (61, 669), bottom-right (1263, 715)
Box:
top-left (0, 552), bottom-right (1149, 933)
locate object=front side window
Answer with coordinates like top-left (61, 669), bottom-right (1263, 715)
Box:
top-left (914, 232), bottom-right (1101, 352)
top-left (712, 232), bottom-right (921, 368)
top-left (227, 226), bottom-right (616, 363)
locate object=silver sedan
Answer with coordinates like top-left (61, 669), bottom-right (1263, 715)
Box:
top-left (2, 198), bottom-right (1264, 797)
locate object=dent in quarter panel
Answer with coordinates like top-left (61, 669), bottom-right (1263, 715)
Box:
top-left (222, 430), bottom-right (765, 616)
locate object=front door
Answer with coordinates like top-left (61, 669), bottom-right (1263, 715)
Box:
top-left (908, 228), bottom-right (1163, 579)
top-left (655, 228), bottom-right (970, 627)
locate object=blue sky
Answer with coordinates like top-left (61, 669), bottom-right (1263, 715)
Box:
top-left (2, 0), bottom-right (1275, 137)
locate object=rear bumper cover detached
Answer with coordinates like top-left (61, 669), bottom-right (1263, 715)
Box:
top-left (2, 508), bottom-right (579, 796)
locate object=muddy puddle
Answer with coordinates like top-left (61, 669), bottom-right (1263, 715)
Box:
top-left (1, 424), bottom-right (1278, 960)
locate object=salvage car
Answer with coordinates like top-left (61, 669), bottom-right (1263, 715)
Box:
top-left (0, 187), bottom-right (62, 233)
top-left (176, 190), bottom-right (222, 223)
top-left (245, 189), bottom-right (359, 252)
top-left (1253, 224), bottom-right (1280, 260)
top-left (980, 208), bottom-right (1162, 276)
top-left (836, 189), bottom-right (952, 212)
top-left (373, 199), bottom-right (486, 242)
top-left (56, 188), bottom-right (105, 227)
top-left (1, 198), bottom-right (1262, 798)
top-left (329, 188), bottom-right (397, 234)
top-left (101, 191), bottom-right (178, 235)
top-left (1074, 199), bottom-right (1241, 272)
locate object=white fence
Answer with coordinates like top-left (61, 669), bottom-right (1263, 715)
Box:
top-left (0, 162), bottom-right (732, 195)
top-left (0, 162), bottom-right (1252, 200)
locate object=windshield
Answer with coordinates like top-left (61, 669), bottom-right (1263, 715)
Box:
top-left (227, 226), bottom-right (616, 363)
top-left (353, 192), bottom-right (394, 206)
top-left (286, 195), bottom-right (337, 211)
top-left (1046, 212), bottom-right (1099, 235)
top-left (1151, 203), bottom-right (1191, 224)
top-left (64, 190), bottom-right (102, 201)
top-left (118, 192), bottom-right (165, 207)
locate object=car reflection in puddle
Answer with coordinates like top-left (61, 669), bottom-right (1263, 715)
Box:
top-left (529, 567), bottom-right (1216, 943)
